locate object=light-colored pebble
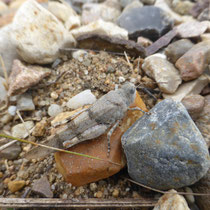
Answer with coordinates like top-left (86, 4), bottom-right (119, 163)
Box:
top-left (17, 93), bottom-right (35, 111)
top-left (11, 121), bottom-right (34, 138)
top-left (48, 104), bottom-right (63, 117)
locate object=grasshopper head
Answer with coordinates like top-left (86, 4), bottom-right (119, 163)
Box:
top-left (121, 82), bottom-right (136, 106)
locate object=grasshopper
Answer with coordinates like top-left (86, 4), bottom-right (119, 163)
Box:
top-left (26, 82), bottom-right (146, 159)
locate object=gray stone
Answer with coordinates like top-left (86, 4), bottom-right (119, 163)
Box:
top-left (0, 77), bottom-right (7, 105)
top-left (122, 0), bottom-right (143, 14)
top-left (165, 39), bottom-right (194, 64)
top-left (0, 143), bottom-right (21, 160)
top-left (17, 93), bottom-right (35, 111)
top-left (48, 104), bottom-right (63, 117)
top-left (122, 99), bottom-right (210, 190)
top-left (117, 6), bottom-right (173, 41)
top-left (32, 176), bottom-right (53, 198)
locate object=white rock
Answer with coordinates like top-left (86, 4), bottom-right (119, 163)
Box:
top-left (142, 54), bottom-right (182, 94)
top-left (12, 121), bottom-right (34, 138)
top-left (71, 19), bottom-right (128, 40)
top-left (0, 77), bottom-right (7, 104)
top-left (48, 1), bottom-right (81, 31)
top-left (17, 93), bottom-right (35, 111)
top-left (0, 25), bottom-right (20, 77)
top-left (8, 105), bottom-right (17, 116)
top-left (11, 0), bottom-right (76, 64)
top-left (67, 90), bottom-right (96, 109)
top-left (48, 104), bottom-right (63, 117)
top-left (81, 0), bottom-right (121, 25)
top-left (163, 74), bottom-right (210, 101)
top-left (122, 0), bottom-right (143, 14)
top-left (153, 189), bottom-right (190, 210)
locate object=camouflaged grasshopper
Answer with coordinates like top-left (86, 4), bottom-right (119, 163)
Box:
top-left (26, 82), bottom-right (146, 159)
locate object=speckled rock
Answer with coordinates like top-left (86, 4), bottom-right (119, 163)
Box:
top-left (181, 95), bottom-right (205, 120)
top-left (122, 99), bottom-right (210, 190)
top-left (11, 0), bottom-right (76, 64)
top-left (17, 93), bottom-right (35, 111)
top-left (12, 121), bottom-right (34, 138)
top-left (142, 54), bottom-right (182, 94)
top-left (117, 6), bottom-right (173, 41)
top-left (32, 176), bottom-right (53, 198)
top-left (153, 189), bottom-right (190, 210)
top-left (55, 93), bottom-right (147, 186)
top-left (8, 59), bottom-right (51, 96)
top-left (172, 0), bottom-right (194, 16)
top-left (196, 95), bottom-right (210, 148)
top-left (165, 39), bottom-right (194, 64)
top-left (0, 142), bottom-right (21, 160)
top-left (163, 74), bottom-right (210, 101)
top-left (175, 41), bottom-right (210, 81)
top-left (0, 77), bottom-right (7, 105)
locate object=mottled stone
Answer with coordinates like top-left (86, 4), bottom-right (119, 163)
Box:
top-left (137, 36), bottom-right (152, 48)
top-left (198, 8), bottom-right (210, 21)
top-left (76, 33), bottom-right (145, 58)
top-left (81, 0), bottom-right (121, 25)
top-left (0, 143), bottom-right (21, 160)
top-left (32, 176), bottom-right (53, 198)
top-left (12, 121), bottom-right (34, 138)
top-left (142, 54), bottom-right (182, 94)
top-left (8, 59), bottom-right (51, 96)
top-left (191, 169), bottom-right (210, 210)
top-left (48, 104), bottom-right (63, 117)
top-left (165, 39), bottom-right (194, 64)
top-left (11, 0), bottom-right (76, 64)
top-left (176, 21), bottom-right (208, 38)
top-left (172, 0), bottom-right (194, 16)
top-left (196, 95), bottom-right (210, 148)
top-left (122, 99), bottom-right (210, 190)
top-left (175, 41), bottom-right (210, 81)
top-left (0, 77), bottom-right (7, 105)
top-left (163, 74), bottom-right (210, 101)
top-left (55, 93), bottom-right (147, 186)
top-left (117, 6), bottom-right (173, 41)
top-left (71, 19), bottom-right (128, 40)
top-left (182, 95), bottom-right (205, 120)
top-left (154, 189), bottom-right (190, 210)
top-left (8, 180), bottom-right (25, 193)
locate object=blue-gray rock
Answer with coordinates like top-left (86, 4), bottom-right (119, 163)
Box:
top-left (122, 99), bottom-right (210, 190)
top-left (117, 6), bottom-right (173, 41)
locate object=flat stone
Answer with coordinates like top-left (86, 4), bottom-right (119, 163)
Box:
top-left (76, 33), bottom-right (145, 58)
top-left (11, 0), bottom-right (76, 64)
top-left (154, 189), bottom-right (190, 210)
top-left (175, 41), bottom-right (210, 81)
top-left (172, 0), bottom-right (194, 16)
top-left (8, 59), bottom-right (51, 96)
top-left (17, 93), bottom-right (35, 111)
top-left (12, 121), bottom-right (34, 139)
top-left (0, 142), bottom-right (21, 160)
top-left (81, 0), bottom-right (121, 25)
top-left (191, 168), bottom-right (210, 210)
top-left (71, 19), bottom-right (128, 40)
top-left (196, 95), bottom-right (210, 148)
top-left (122, 99), bottom-right (210, 190)
top-left (55, 93), bottom-right (147, 186)
top-left (176, 21), bottom-right (208, 38)
top-left (181, 95), bottom-right (205, 120)
top-left (66, 89), bottom-right (96, 110)
top-left (165, 39), bottom-right (194, 64)
top-left (32, 176), bottom-right (53, 198)
top-left (0, 24), bottom-right (20, 77)
top-left (117, 6), bottom-right (173, 41)
top-left (142, 54), bottom-right (182, 94)
top-left (163, 74), bottom-right (210, 101)
top-left (8, 180), bottom-right (25, 193)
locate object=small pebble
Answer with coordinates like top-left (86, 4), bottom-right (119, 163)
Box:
top-left (94, 191), bottom-right (103, 198)
top-left (8, 106), bottom-right (17, 116)
top-left (89, 183), bottom-right (97, 192)
top-left (112, 189), bottom-right (120, 198)
top-left (50, 91), bottom-right (58, 99)
top-left (74, 186), bottom-right (85, 196)
top-left (8, 180), bottom-right (26, 193)
top-left (48, 104), bottom-right (63, 117)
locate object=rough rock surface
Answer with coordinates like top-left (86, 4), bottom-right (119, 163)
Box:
top-left (0, 143), bottom-right (21, 160)
top-left (175, 41), bottom-right (210, 81)
top-left (142, 54), bottom-right (182, 94)
top-left (11, 0), bottom-right (76, 64)
top-left (122, 99), bottom-right (210, 190)
top-left (117, 6), bottom-right (173, 41)
top-left (153, 189), bottom-right (190, 210)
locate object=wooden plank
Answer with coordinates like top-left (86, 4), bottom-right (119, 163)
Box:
top-left (0, 198), bottom-right (157, 208)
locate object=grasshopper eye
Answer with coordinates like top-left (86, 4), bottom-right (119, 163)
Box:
top-left (130, 87), bottom-right (136, 95)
